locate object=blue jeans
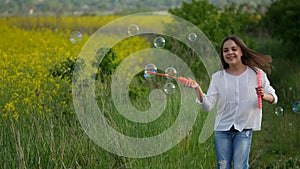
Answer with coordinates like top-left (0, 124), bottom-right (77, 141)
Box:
top-left (214, 127), bottom-right (253, 169)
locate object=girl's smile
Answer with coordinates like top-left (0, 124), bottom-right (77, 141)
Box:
top-left (222, 39), bottom-right (243, 66)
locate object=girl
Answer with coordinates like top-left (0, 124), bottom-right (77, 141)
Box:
top-left (184, 36), bottom-right (278, 169)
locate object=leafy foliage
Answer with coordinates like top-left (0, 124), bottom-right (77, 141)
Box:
top-left (263, 0), bottom-right (300, 56)
top-left (168, 0), bottom-right (259, 53)
top-left (49, 57), bottom-right (77, 82)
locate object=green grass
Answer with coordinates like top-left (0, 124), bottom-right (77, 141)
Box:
top-left (249, 38), bottom-right (300, 168)
top-left (251, 103), bottom-right (300, 168)
top-left (1, 54), bottom-right (300, 169)
top-left (1, 80), bottom-right (300, 168)
top-left (0, 90), bottom-right (217, 168)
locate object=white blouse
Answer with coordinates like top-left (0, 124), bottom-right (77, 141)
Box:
top-left (196, 66), bottom-right (278, 131)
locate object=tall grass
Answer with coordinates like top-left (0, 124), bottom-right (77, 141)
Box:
top-left (250, 37), bottom-right (300, 168)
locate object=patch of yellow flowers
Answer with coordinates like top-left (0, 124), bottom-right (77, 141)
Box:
top-left (0, 19), bottom-right (82, 123)
top-left (0, 16), bottom-right (151, 124)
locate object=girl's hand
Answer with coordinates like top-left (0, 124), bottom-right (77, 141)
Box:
top-left (182, 78), bottom-right (204, 102)
top-left (255, 86), bottom-right (264, 98)
top-left (183, 78), bottom-right (199, 89)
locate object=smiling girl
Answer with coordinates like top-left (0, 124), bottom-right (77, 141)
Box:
top-left (184, 36), bottom-right (278, 169)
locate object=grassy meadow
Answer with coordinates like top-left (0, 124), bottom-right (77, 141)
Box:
top-left (0, 16), bottom-right (299, 168)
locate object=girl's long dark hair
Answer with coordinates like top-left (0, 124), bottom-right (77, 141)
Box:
top-left (220, 36), bottom-right (272, 73)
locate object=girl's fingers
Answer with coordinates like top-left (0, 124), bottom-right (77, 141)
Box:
top-left (255, 86), bottom-right (264, 95)
top-left (183, 79), bottom-right (195, 88)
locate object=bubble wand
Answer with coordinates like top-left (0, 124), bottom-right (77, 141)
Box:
top-left (146, 71), bottom-right (195, 84)
top-left (257, 69), bottom-right (262, 109)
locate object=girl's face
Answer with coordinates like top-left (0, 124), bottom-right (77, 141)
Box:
top-left (222, 39), bottom-right (243, 67)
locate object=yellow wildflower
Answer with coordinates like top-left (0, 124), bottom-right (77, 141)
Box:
top-left (4, 101), bottom-right (16, 112)
top-left (13, 112), bottom-right (19, 120)
top-left (2, 113), bottom-right (8, 119)
top-left (52, 90), bottom-right (57, 95)
top-left (23, 97), bottom-right (31, 104)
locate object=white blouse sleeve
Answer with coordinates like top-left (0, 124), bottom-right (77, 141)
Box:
top-left (262, 71), bottom-right (278, 104)
top-left (196, 73), bottom-right (219, 112)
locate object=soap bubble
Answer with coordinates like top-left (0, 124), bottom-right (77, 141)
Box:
top-left (164, 82), bottom-right (175, 94)
top-left (165, 67), bottom-right (177, 79)
top-left (153, 36), bottom-right (165, 48)
top-left (188, 33), bottom-right (197, 41)
top-left (274, 107), bottom-right (284, 116)
top-left (144, 63), bottom-right (157, 79)
top-left (292, 101), bottom-right (300, 114)
top-left (70, 31), bottom-right (82, 44)
top-left (143, 72), bottom-right (152, 79)
top-left (128, 24), bottom-right (140, 36)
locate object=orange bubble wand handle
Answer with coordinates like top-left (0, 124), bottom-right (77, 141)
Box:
top-left (257, 69), bottom-right (262, 109)
top-left (177, 77), bottom-right (195, 85)
top-left (146, 71), bottom-right (195, 84)
top-left (146, 72), bottom-right (168, 77)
